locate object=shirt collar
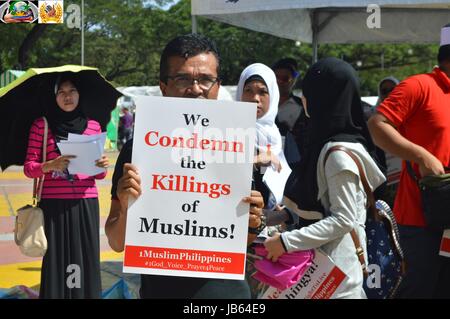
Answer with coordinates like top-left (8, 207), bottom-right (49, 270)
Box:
top-left (433, 66), bottom-right (450, 91)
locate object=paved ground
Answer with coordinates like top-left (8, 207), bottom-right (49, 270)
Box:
top-left (0, 150), bottom-right (140, 296)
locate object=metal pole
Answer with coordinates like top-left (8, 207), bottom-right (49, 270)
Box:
top-left (311, 11), bottom-right (318, 64)
top-left (81, 0), bottom-right (84, 66)
top-left (192, 15), bottom-right (198, 34)
top-left (312, 35), bottom-right (318, 64)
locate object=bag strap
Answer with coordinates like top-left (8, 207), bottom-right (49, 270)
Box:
top-left (324, 145), bottom-right (374, 277)
top-left (33, 117), bottom-right (48, 205)
top-left (406, 161), bottom-right (450, 183)
top-left (405, 161), bottom-right (419, 185)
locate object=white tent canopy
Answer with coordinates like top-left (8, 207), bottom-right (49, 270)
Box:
top-left (192, 0), bottom-right (450, 61)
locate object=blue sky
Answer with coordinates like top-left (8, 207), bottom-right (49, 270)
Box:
top-left (145, 0), bottom-right (180, 10)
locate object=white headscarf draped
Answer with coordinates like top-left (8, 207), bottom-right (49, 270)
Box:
top-left (236, 63), bottom-right (283, 158)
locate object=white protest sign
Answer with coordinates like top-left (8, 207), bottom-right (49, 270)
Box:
top-left (440, 229), bottom-right (450, 258)
top-left (386, 152), bottom-right (402, 185)
top-left (260, 250), bottom-right (347, 299)
top-left (123, 96), bottom-right (256, 280)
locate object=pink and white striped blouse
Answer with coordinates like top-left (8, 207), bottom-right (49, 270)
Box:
top-left (24, 117), bottom-right (107, 199)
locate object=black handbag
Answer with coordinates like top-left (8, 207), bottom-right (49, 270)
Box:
top-left (406, 161), bottom-right (450, 229)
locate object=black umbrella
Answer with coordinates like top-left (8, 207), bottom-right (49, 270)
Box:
top-left (0, 65), bottom-right (122, 171)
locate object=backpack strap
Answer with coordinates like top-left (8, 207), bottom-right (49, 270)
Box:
top-left (324, 145), bottom-right (375, 277)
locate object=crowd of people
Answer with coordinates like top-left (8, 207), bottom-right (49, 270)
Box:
top-left (22, 27), bottom-right (450, 299)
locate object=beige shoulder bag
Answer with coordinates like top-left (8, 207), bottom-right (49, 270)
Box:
top-left (14, 117), bottom-right (48, 257)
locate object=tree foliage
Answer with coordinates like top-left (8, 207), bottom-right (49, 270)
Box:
top-left (0, 0), bottom-right (439, 95)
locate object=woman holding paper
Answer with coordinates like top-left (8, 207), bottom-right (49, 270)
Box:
top-left (237, 63), bottom-right (300, 231)
top-left (237, 63), bottom-right (301, 297)
top-left (24, 73), bottom-right (109, 299)
top-left (236, 63), bottom-right (287, 211)
top-left (263, 58), bottom-right (386, 298)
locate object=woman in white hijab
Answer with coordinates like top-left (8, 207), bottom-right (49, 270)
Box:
top-left (236, 63), bottom-right (286, 210)
top-left (237, 63), bottom-right (295, 298)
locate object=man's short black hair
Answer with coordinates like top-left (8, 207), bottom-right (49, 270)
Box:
top-left (159, 33), bottom-right (221, 83)
top-left (272, 58), bottom-right (299, 77)
top-left (438, 23), bottom-right (450, 64)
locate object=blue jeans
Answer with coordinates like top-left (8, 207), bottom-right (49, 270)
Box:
top-left (397, 225), bottom-right (450, 299)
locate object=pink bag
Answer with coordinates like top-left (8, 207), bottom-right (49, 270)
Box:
top-left (253, 244), bottom-right (314, 290)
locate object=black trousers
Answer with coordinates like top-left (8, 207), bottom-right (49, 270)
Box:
top-left (397, 225), bottom-right (450, 299)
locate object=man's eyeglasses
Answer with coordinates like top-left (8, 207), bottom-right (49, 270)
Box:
top-left (166, 75), bottom-right (220, 90)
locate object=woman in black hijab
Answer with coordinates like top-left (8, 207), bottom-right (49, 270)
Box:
top-left (24, 72), bottom-right (109, 299)
top-left (45, 73), bottom-right (88, 141)
top-left (297, 57), bottom-right (385, 212)
top-left (264, 58), bottom-right (386, 298)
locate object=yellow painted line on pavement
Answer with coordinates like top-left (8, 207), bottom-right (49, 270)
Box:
top-left (0, 184), bottom-right (112, 217)
top-left (0, 171), bottom-right (28, 180)
top-left (0, 250), bottom-right (124, 289)
top-left (98, 185), bottom-right (112, 217)
top-left (0, 260), bottom-right (42, 289)
top-left (100, 251), bottom-right (124, 261)
top-left (0, 195), bottom-right (13, 217)
top-left (0, 192), bottom-right (31, 216)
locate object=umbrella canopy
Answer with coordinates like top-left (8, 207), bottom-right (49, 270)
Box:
top-left (0, 65), bottom-right (122, 171)
top-left (192, 0), bottom-right (450, 61)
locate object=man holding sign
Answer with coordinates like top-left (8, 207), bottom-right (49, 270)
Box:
top-left (105, 34), bottom-right (264, 299)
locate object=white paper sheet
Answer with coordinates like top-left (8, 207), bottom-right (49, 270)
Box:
top-left (66, 132), bottom-right (107, 154)
top-left (57, 141), bottom-right (105, 176)
top-left (262, 153), bottom-right (292, 205)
